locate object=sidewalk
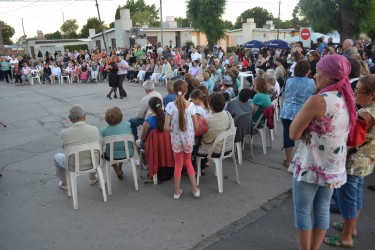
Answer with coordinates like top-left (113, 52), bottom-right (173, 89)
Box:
top-left (1, 81), bottom-right (295, 250)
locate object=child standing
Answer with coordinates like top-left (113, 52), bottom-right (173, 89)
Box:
top-left (165, 80), bottom-right (200, 199)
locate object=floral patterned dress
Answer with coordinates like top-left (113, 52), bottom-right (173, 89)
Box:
top-left (166, 102), bottom-right (196, 153)
top-left (288, 91), bottom-right (350, 188)
top-left (346, 103), bottom-right (375, 176)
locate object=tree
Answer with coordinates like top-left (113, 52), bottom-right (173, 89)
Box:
top-left (44, 31), bottom-right (63, 40)
top-left (223, 20), bottom-right (234, 30)
top-left (60, 19), bottom-right (79, 36)
top-left (116, 0), bottom-right (159, 27)
top-left (187, 0), bottom-right (227, 49)
top-left (299, 0), bottom-right (375, 42)
top-left (234, 7), bottom-right (274, 29)
top-left (80, 17), bottom-right (108, 38)
top-left (2, 22), bottom-right (15, 45)
top-left (290, 3), bottom-right (309, 29)
top-left (175, 17), bottom-right (191, 28)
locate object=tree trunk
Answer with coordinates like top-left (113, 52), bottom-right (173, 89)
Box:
top-left (338, 6), bottom-right (358, 43)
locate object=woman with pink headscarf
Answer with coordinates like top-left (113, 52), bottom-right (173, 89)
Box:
top-left (288, 54), bottom-right (356, 250)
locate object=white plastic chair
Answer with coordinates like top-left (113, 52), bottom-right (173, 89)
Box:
top-left (251, 109), bottom-right (274, 155)
top-left (31, 76), bottom-right (41, 85)
top-left (233, 113), bottom-right (252, 164)
top-left (61, 75), bottom-right (71, 84)
top-left (102, 135), bottom-right (139, 195)
top-left (196, 127), bottom-right (239, 193)
top-left (64, 142), bottom-right (107, 209)
top-left (139, 149), bottom-right (158, 185)
top-left (271, 98), bottom-right (279, 135)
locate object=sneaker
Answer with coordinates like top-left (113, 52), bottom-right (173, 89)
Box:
top-left (59, 181), bottom-right (67, 190)
top-left (173, 189), bottom-right (183, 200)
top-left (135, 159), bottom-right (140, 165)
top-left (193, 188), bottom-right (200, 198)
top-left (89, 176), bottom-right (98, 185)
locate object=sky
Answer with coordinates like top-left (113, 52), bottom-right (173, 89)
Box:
top-left (1, 0), bottom-right (299, 42)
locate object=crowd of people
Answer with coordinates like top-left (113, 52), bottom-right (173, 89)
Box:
top-left (4, 37), bottom-right (373, 249)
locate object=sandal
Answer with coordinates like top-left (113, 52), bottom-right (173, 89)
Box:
top-left (283, 160), bottom-right (291, 168)
top-left (324, 235), bottom-right (353, 248)
top-left (143, 178), bottom-right (153, 184)
top-left (332, 222), bottom-right (357, 237)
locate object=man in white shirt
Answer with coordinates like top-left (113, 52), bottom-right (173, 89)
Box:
top-left (190, 47), bottom-right (202, 63)
top-left (9, 54), bottom-right (19, 82)
top-left (116, 55), bottom-right (129, 98)
top-left (128, 80), bottom-right (163, 140)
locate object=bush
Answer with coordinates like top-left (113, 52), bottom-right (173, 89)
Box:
top-left (226, 46), bottom-right (236, 53)
top-left (185, 40), bottom-right (195, 48)
top-left (64, 44), bottom-right (88, 52)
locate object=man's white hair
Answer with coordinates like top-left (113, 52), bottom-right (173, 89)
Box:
top-left (143, 80), bottom-right (155, 91)
top-left (265, 69), bottom-right (277, 79)
top-left (69, 104), bottom-right (85, 119)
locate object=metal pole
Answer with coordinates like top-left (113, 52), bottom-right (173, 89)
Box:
top-left (160, 0), bottom-right (163, 46)
top-left (95, 0), bottom-right (107, 52)
top-left (21, 18), bottom-right (28, 56)
top-left (277, 0), bottom-right (280, 40)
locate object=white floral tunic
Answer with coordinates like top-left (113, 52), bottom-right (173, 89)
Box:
top-left (166, 102), bottom-right (196, 153)
top-left (346, 103), bottom-right (375, 176)
top-left (288, 91), bottom-right (350, 188)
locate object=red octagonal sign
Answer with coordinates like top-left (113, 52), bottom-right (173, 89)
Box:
top-left (300, 28), bottom-right (311, 40)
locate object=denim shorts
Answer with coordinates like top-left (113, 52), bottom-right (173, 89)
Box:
top-left (335, 175), bottom-right (364, 219)
top-left (282, 118), bottom-right (295, 148)
top-left (292, 178), bottom-right (334, 230)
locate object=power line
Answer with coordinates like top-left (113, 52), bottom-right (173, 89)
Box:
top-left (0, 0), bottom-right (40, 15)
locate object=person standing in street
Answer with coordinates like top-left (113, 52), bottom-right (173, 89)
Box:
top-left (116, 55), bottom-right (129, 99)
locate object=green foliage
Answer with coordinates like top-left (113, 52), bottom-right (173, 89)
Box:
top-left (175, 17), bottom-right (191, 28)
top-left (116, 0), bottom-right (159, 27)
top-left (187, 0), bottom-right (227, 48)
top-left (223, 20), bottom-right (235, 30)
top-left (291, 3), bottom-right (309, 29)
top-left (226, 46), bottom-right (236, 53)
top-left (60, 19), bottom-right (79, 35)
top-left (109, 22), bottom-right (115, 29)
top-left (185, 40), bottom-right (195, 48)
top-left (44, 31), bottom-right (63, 40)
top-left (1, 22), bottom-right (15, 45)
top-left (234, 7), bottom-right (274, 29)
top-left (64, 44), bottom-right (88, 52)
top-left (299, 0), bottom-right (375, 41)
top-left (80, 17), bottom-right (108, 38)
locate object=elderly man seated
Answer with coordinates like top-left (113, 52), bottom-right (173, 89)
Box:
top-left (53, 104), bottom-right (100, 190)
top-left (128, 80), bottom-right (163, 140)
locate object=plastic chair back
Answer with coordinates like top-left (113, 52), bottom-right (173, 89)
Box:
top-left (102, 134), bottom-right (139, 194)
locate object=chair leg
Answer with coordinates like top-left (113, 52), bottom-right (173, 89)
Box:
top-left (214, 159), bottom-right (223, 193)
top-left (196, 157), bottom-right (201, 185)
top-left (70, 173), bottom-right (78, 209)
top-left (66, 171), bottom-right (72, 197)
top-left (259, 129), bottom-right (267, 154)
top-left (232, 154), bottom-right (240, 184)
top-left (130, 158), bottom-right (139, 191)
top-left (236, 142), bottom-right (242, 165)
top-left (269, 128), bottom-right (274, 148)
top-left (97, 167), bottom-right (107, 202)
top-left (105, 161), bottom-right (112, 195)
top-left (153, 174), bottom-right (158, 185)
top-left (250, 135), bottom-right (255, 159)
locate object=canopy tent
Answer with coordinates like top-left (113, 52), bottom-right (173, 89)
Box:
top-left (242, 40), bottom-right (264, 48)
top-left (282, 33), bottom-right (340, 44)
top-left (263, 39), bottom-right (291, 49)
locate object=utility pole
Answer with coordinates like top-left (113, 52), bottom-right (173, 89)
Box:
top-left (277, 0), bottom-right (281, 40)
top-left (160, 0), bottom-right (163, 46)
top-left (21, 18), bottom-right (28, 56)
top-left (95, 0), bottom-right (107, 52)
top-left (62, 11), bottom-right (65, 23)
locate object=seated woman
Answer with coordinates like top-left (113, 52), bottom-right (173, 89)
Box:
top-left (151, 59), bottom-right (162, 84)
top-left (197, 92), bottom-right (235, 160)
top-left (144, 59), bottom-right (155, 81)
top-left (163, 80), bottom-right (177, 107)
top-left (220, 75), bottom-right (236, 100)
top-left (252, 77), bottom-right (271, 124)
top-left (101, 106), bottom-right (134, 180)
top-left (201, 71), bottom-right (214, 94)
top-left (49, 62), bottom-right (61, 84)
top-left (90, 61), bottom-right (99, 82)
top-left (80, 61), bottom-right (89, 83)
top-left (135, 97), bottom-right (165, 172)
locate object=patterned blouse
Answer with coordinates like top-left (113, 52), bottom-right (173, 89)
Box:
top-left (166, 102), bottom-right (196, 153)
top-left (346, 103), bottom-right (375, 176)
top-left (288, 91), bottom-right (350, 188)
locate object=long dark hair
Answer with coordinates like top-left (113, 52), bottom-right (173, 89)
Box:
top-left (148, 97), bottom-right (164, 132)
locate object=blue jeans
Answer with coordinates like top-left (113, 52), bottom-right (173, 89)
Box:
top-left (335, 175), bottom-right (364, 219)
top-left (292, 177), bottom-right (334, 230)
top-left (129, 117), bottom-right (144, 140)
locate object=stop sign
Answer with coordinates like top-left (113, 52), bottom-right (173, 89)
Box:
top-left (300, 28), bottom-right (311, 40)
